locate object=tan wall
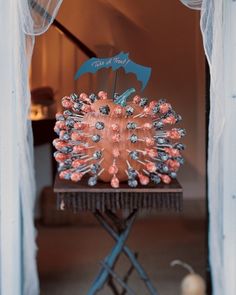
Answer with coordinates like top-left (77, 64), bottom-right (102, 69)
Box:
top-left (32, 0), bottom-right (206, 200)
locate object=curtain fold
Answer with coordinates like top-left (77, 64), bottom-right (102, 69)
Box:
top-left (0, 3), bottom-right (22, 293)
top-left (20, 0), bottom-right (63, 35)
top-left (180, 0), bottom-right (224, 293)
top-left (0, 1), bottom-right (63, 294)
top-left (19, 1), bottom-right (63, 293)
top-left (179, 0), bottom-right (202, 10)
top-left (200, 1), bottom-right (225, 294)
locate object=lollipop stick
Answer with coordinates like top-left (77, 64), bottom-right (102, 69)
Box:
top-left (112, 71), bottom-right (118, 98)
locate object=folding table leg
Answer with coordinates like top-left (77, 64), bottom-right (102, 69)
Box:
top-left (107, 253), bottom-right (137, 295)
top-left (87, 211), bottom-right (136, 295)
top-left (94, 210), bottom-right (159, 295)
top-left (108, 276), bottom-right (120, 295)
top-left (101, 261), bottom-right (136, 295)
top-left (120, 253), bottom-right (138, 295)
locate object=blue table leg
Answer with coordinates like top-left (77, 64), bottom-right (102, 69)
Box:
top-left (87, 211), bottom-right (136, 295)
top-left (95, 210), bottom-right (159, 295)
top-left (100, 261), bottom-right (136, 295)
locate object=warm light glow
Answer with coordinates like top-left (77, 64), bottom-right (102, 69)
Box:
top-left (30, 104), bottom-right (48, 121)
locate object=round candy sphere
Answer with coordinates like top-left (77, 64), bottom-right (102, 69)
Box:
top-left (53, 88), bottom-right (185, 188)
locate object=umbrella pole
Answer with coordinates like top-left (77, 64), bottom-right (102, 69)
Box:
top-left (112, 71), bottom-right (118, 98)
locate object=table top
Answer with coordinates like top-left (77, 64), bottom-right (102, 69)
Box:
top-left (54, 174), bottom-right (183, 194)
top-left (54, 174), bottom-right (183, 212)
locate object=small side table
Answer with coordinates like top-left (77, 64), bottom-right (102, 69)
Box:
top-left (54, 175), bottom-right (183, 295)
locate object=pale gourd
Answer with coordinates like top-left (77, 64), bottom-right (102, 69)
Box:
top-left (171, 260), bottom-right (206, 295)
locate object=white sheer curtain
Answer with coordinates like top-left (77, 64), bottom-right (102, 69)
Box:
top-left (20, 0), bottom-right (63, 35)
top-left (200, 1), bottom-right (224, 294)
top-left (0, 1), bottom-right (62, 294)
top-left (180, 1), bottom-right (236, 294)
top-left (180, 0), bottom-right (202, 10)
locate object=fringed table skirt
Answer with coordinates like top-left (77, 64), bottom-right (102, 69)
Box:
top-left (54, 174), bottom-right (183, 213)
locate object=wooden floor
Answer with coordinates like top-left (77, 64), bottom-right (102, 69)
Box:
top-left (37, 215), bottom-right (206, 295)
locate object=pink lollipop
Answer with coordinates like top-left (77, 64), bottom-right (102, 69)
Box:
top-left (62, 99), bottom-right (73, 109)
top-left (133, 95), bottom-right (141, 104)
top-left (111, 175), bottom-right (119, 188)
top-left (112, 133), bottom-right (120, 143)
top-left (55, 153), bottom-right (70, 162)
top-left (108, 164), bottom-right (118, 175)
top-left (62, 96), bottom-right (70, 101)
top-left (146, 148), bottom-right (158, 158)
top-left (59, 170), bottom-right (71, 179)
top-left (81, 104), bottom-right (92, 113)
top-left (55, 120), bottom-right (66, 130)
top-left (145, 138), bottom-right (155, 147)
top-left (138, 173), bottom-right (150, 185)
top-left (164, 148), bottom-right (180, 157)
top-left (71, 172), bottom-right (83, 182)
top-left (113, 106), bottom-right (123, 117)
top-left (162, 115), bottom-right (176, 125)
top-left (111, 123), bottom-right (119, 132)
top-left (71, 132), bottom-right (86, 141)
top-left (159, 103), bottom-right (171, 114)
top-left (142, 123), bottom-right (152, 130)
top-left (143, 106), bottom-right (152, 116)
top-left (149, 100), bottom-right (157, 108)
top-left (72, 159), bottom-right (85, 168)
top-left (146, 162), bottom-right (156, 172)
top-left (59, 130), bottom-right (66, 138)
top-left (167, 159), bottom-right (180, 171)
top-left (112, 148), bottom-right (120, 158)
top-left (160, 174), bottom-right (171, 184)
top-left (73, 145), bottom-right (86, 153)
top-left (79, 93), bottom-right (89, 102)
top-left (98, 91), bottom-right (108, 100)
top-left (55, 141), bottom-right (68, 150)
top-left (55, 112), bottom-right (63, 120)
top-left (167, 130), bottom-right (181, 140)
top-left (52, 138), bottom-right (60, 146)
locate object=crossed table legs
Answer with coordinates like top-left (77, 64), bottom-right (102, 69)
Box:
top-left (87, 209), bottom-right (159, 295)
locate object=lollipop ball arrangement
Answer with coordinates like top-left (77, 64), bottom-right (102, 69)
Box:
top-left (53, 87), bottom-right (186, 188)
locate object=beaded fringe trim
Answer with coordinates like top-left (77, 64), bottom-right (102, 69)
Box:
top-left (57, 192), bottom-right (183, 213)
